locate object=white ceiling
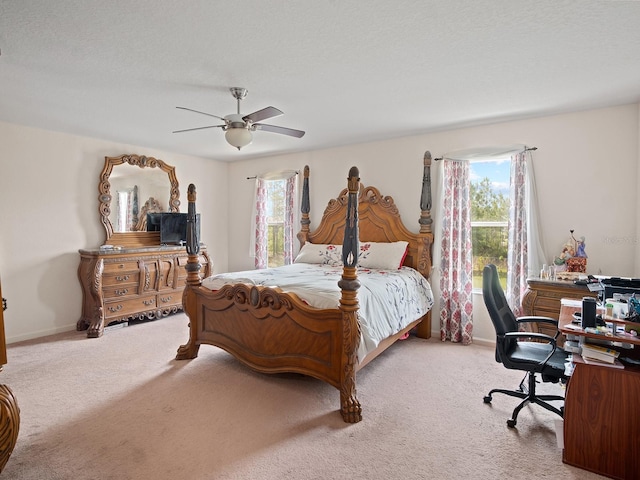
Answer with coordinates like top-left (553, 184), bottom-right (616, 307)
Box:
top-left (1, 1), bottom-right (639, 162)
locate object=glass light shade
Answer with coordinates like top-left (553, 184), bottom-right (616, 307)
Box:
top-left (225, 127), bottom-right (253, 149)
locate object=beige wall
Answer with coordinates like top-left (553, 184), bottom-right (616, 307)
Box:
top-left (227, 104), bottom-right (640, 343)
top-left (0, 121), bottom-right (229, 343)
top-left (1, 102), bottom-right (638, 344)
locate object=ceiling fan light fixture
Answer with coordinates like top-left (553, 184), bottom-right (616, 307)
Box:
top-left (225, 127), bottom-right (253, 150)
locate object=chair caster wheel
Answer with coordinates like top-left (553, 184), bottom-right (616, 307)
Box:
top-left (483, 395), bottom-right (492, 404)
top-left (507, 419), bottom-right (517, 428)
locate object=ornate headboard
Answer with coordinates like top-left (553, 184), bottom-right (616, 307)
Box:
top-left (297, 152), bottom-right (434, 279)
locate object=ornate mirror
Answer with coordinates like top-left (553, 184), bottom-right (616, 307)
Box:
top-left (99, 154), bottom-right (180, 247)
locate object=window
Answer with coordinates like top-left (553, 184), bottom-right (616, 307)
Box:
top-left (265, 179), bottom-right (286, 267)
top-left (469, 159), bottom-right (510, 289)
top-left (252, 171), bottom-right (297, 269)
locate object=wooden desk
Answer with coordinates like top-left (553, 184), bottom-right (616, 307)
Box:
top-left (559, 302), bottom-right (640, 479)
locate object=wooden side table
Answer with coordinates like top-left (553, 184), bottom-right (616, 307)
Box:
top-left (0, 279), bottom-right (19, 472)
top-left (522, 278), bottom-right (597, 344)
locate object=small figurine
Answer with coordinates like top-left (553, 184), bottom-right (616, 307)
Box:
top-left (554, 230), bottom-right (587, 273)
top-left (576, 236), bottom-right (587, 258)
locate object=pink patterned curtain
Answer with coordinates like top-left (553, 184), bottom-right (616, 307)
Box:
top-left (254, 178), bottom-right (268, 269)
top-left (284, 175), bottom-right (296, 265)
top-left (439, 160), bottom-right (474, 344)
top-left (506, 152), bottom-right (528, 316)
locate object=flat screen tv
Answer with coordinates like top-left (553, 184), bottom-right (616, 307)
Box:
top-left (147, 212), bottom-right (200, 245)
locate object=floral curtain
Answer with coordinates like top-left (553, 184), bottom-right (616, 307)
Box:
top-left (284, 175), bottom-right (296, 265)
top-left (253, 178), bottom-right (268, 269)
top-left (506, 151), bottom-right (530, 316)
top-left (439, 159), bottom-right (474, 344)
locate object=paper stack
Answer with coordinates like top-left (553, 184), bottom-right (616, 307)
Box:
top-left (581, 343), bottom-right (620, 364)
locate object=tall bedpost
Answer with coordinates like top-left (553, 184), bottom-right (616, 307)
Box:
top-left (338, 166), bottom-right (362, 423)
top-left (415, 151), bottom-right (434, 339)
top-left (419, 151), bottom-right (433, 234)
top-left (185, 184), bottom-right (202, 286)
top-left (176, 183), bottom-right (202, 360)
top-left (297, 165), bottom-right (311, 248)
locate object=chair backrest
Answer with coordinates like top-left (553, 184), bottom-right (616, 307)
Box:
top-left (482, 264), bottom-right (518, 358)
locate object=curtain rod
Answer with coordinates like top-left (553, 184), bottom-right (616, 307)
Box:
top-left (433, 146), bottom-right (537, 161)
top-left (246, 170), bottom-right (300, 180)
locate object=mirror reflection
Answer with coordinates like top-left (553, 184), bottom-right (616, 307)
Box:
top-left (99, 154), bottom-right (180, 245)
top-left (108, 164), bottom-right (171, 232)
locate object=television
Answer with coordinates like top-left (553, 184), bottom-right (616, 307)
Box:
top-left (147, 212), bottom-right (200, 245)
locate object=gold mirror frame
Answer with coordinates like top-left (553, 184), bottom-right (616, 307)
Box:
top-left (99, 154), bottom-right (180, 247)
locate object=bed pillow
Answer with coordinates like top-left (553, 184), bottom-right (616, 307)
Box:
top-left (357, 241), bottom-right (409, 270)
top-left (294, 242), bottom-right (343, 266)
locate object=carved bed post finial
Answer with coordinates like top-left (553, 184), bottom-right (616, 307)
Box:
top-left (185, 184), bottom-right (201, 286)
top-left (338, 166), bottom-right (362, 423)
top-left (297, 165), bottom-right (311, 248)
top-left (419, 151), bottom-right (433, 234)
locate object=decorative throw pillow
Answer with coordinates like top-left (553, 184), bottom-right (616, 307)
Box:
top-left (294, 242), bottom-right (343, 266)
top-left (357, 241), bottom-right (409, 270)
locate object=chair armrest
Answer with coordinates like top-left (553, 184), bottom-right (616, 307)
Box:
top-left (516, 316), bottom-right (559, 327)
top-left (500, 331), bottom-right (561, 370)
top-left (504, 331), bottom-right (557, 346)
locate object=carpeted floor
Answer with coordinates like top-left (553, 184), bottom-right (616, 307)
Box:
top-left (0, 314), bottom-right (606, 479)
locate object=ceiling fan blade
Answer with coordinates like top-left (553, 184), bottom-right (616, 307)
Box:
top-left (243, 106), bottom-right (283, 124)
top-left (176, 106), bottom-right (227, 121)
top-left (172, 124), bottom-right (225, 134)
top-left (253, 123), bottom-right (305, 138)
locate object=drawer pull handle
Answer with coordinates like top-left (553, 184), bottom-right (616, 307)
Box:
top-left (115, 275), bottom-right (130, 282)
top-left (115, 289), bottom-right (129, 296)
top-left (160, 296), bottom-right (172, 303)
top-left (142, 299), bottom-right (154, 306)
top-left (108, 305), bottom-right (123, 313)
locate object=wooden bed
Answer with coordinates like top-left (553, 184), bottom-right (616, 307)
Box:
top-left (176, 152), bottom-right (434, 423)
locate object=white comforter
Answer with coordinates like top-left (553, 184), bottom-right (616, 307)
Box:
top-left (202, 263), bottom-right (434, 361)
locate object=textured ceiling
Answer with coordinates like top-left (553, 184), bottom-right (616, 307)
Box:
top-left (1, 0), bottom-right (639, 162)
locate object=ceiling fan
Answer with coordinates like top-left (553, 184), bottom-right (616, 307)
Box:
top-left (173, 87), bottom-right (305, 150)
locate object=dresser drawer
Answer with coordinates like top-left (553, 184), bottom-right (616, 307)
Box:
top-left (103, 260), bottom-right (140, 273)
top-left (157, 292), bottom-right (181, 307)
top-left (102, 283), bottom-right (140, 299)
top-left (103, 272), bottom-right (141, 286)
top-left (104, 295), bottom-right (157, 319)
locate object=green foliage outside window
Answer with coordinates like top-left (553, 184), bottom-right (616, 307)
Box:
top-left (266, 180), bottom-right (286, 267)
top-left (471, 176), bottom-right (509, 289)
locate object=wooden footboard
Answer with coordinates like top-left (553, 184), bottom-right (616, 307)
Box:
top-left (177, 167), bottom-right (364, 422)
top-left (177, 155), bottom-right (434, 423)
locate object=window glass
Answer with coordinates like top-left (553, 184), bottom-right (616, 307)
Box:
top-left (266, 179), bottom-right (286, 267)
top-left (470, 159), bottom-right (510, 289)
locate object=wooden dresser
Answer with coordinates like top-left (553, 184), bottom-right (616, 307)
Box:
top-left (521, 278), bottom-right (597, 341)
top-left (77, 245), bottom-right (210, 337)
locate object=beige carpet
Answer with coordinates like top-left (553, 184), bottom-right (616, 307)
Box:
top-left (0, 314), bottom-right (606, 480)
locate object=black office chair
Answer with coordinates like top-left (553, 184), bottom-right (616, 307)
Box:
top-left (482, 264), bottom-right (568, 428)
